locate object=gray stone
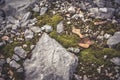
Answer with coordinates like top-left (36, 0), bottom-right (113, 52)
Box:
top-left (12, 25), bottom-right (18, 30)
top-left (12, 54), bottom-right (20, 61)
top-left (40, 7), bottom-right (48, 15)
top-left (33, 4), bottom-right (40, 12)
top-left (0, 42), bottom-right (4, 47)
top-left (110, 57), bottom-right (120, 66)
top-left (67, 47), bottom-right (80, 54)
top-left (57, 21), bottom-right (64, 33)
top-left (30, 27), bottom-right (42, 33)
top-left (104, 33), bottom-right (111, 39)
top-left (21, 12), bottom-right (31, 22)
top-left (6, 58), bottom-right (11, 63)
top-left (24, 33), bottom-right (78, 80)
top-left (42, 25), bottom-right (53, 33)
top-left (9, 60), bottom-right (20, 69)
top-left (68, 6), bottom-right (75, 13)
top-left (4, 0), bottom-right (36, 16)
top-left (17, 67), bottom-right (24, 72)
top-left (24, 29), bottom-right (34, 40)
top-left (0, 59), bottom-right (6, 66)
top-left (14, 46), bottom-right (26, 59)
top-left (93, 0), bottom-right (105, 7)
top-left (107, 32), bottom-right (120, 48)
top-left (89, 7), bottom-right (115, 19)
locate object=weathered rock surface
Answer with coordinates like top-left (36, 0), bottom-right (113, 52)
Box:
top-left (24, 33), bottom-right (78, 80)
top-left (107, 32), bottom-right (120, 48)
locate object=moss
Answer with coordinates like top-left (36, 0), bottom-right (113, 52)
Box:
top-left (77, 47), bottom-right (120, 78)
top-left (1, 42), bottom-right (22, 58)
top-left (49, 31), bottom-right (80, 48)
top-left (36, 13), bottom-right (63, 28)
top-left (50, 14), bottom-right (63, 27)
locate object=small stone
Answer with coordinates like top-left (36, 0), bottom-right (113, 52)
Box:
top-left (30, 27), bottom-right (41, 33)
top-left (110, 57), bottom-right (120, 66)
top-left (42, 25), bottom-right (53, 33)
top-left (14, 46), bottom-right (26, 59)
top-left (21, 12), bottom-right (32, 22)
top-left (30, 45), bottom-right (35, 49)
top-left (67, 47), bottom-right (80, 54)
top-left (12, 54), bottom-right (20, 61)
top-left (0, 59), bottom-right (6, 66)
top-left (2, 36), bottom-right (9, 41)
top-left (24, 29), bottom-right (34, 40)
top-left (0, 42), bottom-right (4, 47)
top-left (9, 60), bottom-right (20, 69)
top-left (104, 33), bottom-right (111, 39)
top-left (6, 58), bottom-right (11, 63)
top-left (33, 4), bottom-right (40, 12)
top-left (17, 67), bottom-right (24, 72)
top-left (12, 25), bottom-right (18, 30)
top-left (22, 44), bottom-right (28, 48)
top-left (68, 6), bottom-right (75, 13)
top-left (57, 21), bottom-right (64, 33)
top-left (40, 7), bottom-right (47, 15)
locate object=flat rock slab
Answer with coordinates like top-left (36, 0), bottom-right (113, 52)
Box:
top-left (24, 33), bottom-right (78, 80)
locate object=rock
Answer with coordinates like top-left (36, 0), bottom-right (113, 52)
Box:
top-left (33, 4), bottom-right (40, 12)
top-left (40, 7), bottom-right (48, 15)
top-left (0, 42), bottom-right (5, 47)
top-left (4, 0), bottom-right (36, 16)
top-left (89, 7), bottom-right (115, 19)
top-left (0, 0), bottom-right (5, 5)
top-left (30, 26), bottom-right (42, 33)
top-left (42, 25), bottom-right (53, 33)
top-left (104, 33), bottom-right (111, 39)
top-left (57, 21), bottom-right (64, 33)
top-left (14, 46), bottom-right (26, 59)
top-left (67, 47), bottom-right (80, 54)
top-left (12, 25), bottom-right (18, 30)
top-left (24, 33), bottom-right (78, 80)
top-left (7, 16), bottom-right (17, 24)
top-left (0, 9), bottom-right (6, 20)
top-left (83, 75), bottom-right (89, 80)
top-left (17, 67), bottom-right (24, 73)
top-left (107, 32), bottom-right (120, 48)
top-left (110, 57), bottom-right (120, 66)
top-left (6, 58), bottom-right (11, 63)
top-left (2, 36), bottom-right (9, 41)
top-left (12, 54), bottom-right (20, 61)
top-left (74, 74), bottom-right (82, 80)
top-left (93, 0), bottom-right (105, 7)
top-left (21, 12), bottom-right (32, 22)
top-left (68, 6), bottom-right (75, 13)
top-left (72, 14), bottom-right (84, 19)
top-left (0, 59), bottom-right (6, 66)
top-left (24, 29), bottom-right (34, 40)
top-left (9, 60), bottom-right (20, 69)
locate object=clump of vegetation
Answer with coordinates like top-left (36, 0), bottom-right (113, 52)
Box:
top-left (1, 41), bottom-right (22, 58)
top-left (50, 31), bottom-right (80, 48)
top-left (76, 47), bottom-right (120, 78)
top-left (36, 14), bottom-right (63, 28)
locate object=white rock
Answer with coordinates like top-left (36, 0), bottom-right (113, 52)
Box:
top-left (24, 29), bottom-right (34, 40)
top-left (30, 26), bottom-right (41, 33)
top-left (57, 21), bottom-right (64, 33)
top-left (24, 33), bottom-right (78, 80)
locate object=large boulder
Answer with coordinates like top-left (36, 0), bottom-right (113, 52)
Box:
top-left (24, 33), bottom-right (78, 80)
top-left (2, 0), bottom-right (36, 17)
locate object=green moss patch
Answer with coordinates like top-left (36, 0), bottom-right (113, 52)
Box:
top-left (50, 31), bottom-right (80, 48)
